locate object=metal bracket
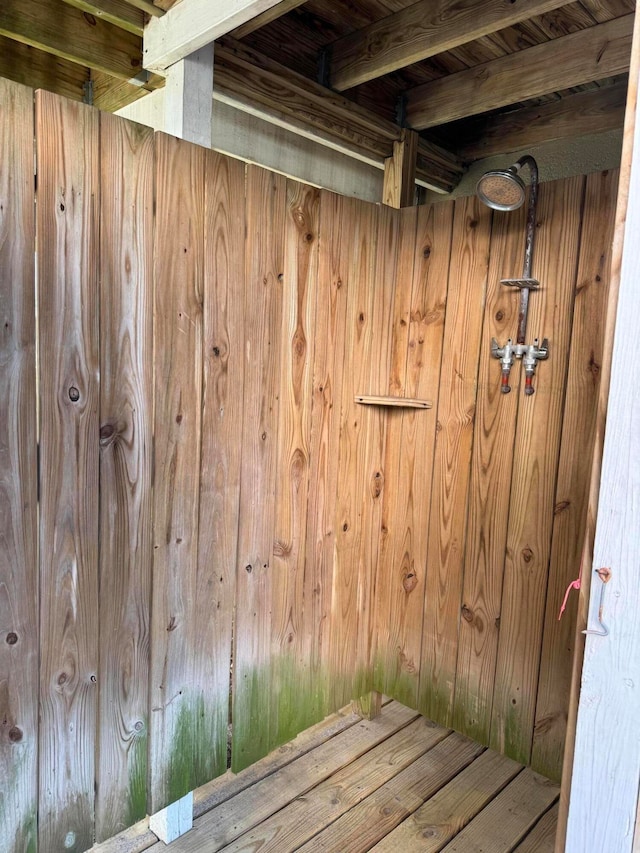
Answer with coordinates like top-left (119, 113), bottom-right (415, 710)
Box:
top-left (583, 567), bottom-right (611, 637)
top-left (82, 79), bottom-right (94, 106)
top-left (317, 47), bottom-right (331, 88)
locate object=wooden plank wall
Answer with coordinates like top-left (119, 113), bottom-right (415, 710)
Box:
top-left (0, 78), bottom-right (618, 851)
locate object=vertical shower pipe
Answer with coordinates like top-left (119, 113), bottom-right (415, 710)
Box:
top-left (516, 155), bottom-right (538, 346)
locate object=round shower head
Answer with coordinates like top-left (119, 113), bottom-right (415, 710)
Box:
top-left (476, 168), bottom-right (526, 211)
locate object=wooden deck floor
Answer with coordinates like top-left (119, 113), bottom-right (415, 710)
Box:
top-left (95, 700), bottom-right (559, 853)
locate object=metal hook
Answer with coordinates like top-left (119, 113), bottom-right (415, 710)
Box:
top-left (582, 567), bottom-right (611, 637)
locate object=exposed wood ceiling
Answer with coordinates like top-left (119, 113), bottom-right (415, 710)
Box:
top-left (0, 0), bottom-right (633, 192)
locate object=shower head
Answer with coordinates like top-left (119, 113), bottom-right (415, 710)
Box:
top-left (476, 167), bottom-right (526, 211)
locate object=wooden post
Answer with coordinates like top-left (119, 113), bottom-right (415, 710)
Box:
top-left (563, 6), bottom-right (640, 851)
top-left (163, 43), bottom-right (214, 147)
top-left (382, 129), bottom-right (418, 209)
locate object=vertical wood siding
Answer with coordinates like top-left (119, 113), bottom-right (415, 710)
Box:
top-left (1, 82), bottom-right (618, 850)
top-left (0, 79), bottom-right (38, 853)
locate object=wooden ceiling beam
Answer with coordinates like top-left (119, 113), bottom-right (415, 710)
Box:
top-left (61, 0), bottom-right (145, 36)
top-left (0, 35), bottom-right (88, 101)
top-left (457, 82), bottom-right (628, 161)
top-left (329, 0), bottom-right (577, 92)
top-left (91, 69), bottom-right (162, 111)
top-left (213, 39), bottom-right (464, 192)
top-left (230, 0), bottom-right (307, 39)
top-left (406, 14), bottom-right (633, 130)
top-left (143, 0), bottom-right (295, 72)
top-left (0, 0), bottom-right (149, 81)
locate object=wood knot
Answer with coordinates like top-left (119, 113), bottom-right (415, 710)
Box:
top-left (245, 564), bottom-right (253, 573)
top-left (522, 547), bottom-right (534, 563)
top-left (461, 604), bottom-right (474, 623)
top-left (99, 423), bottom-right (115, 444)
top-left (68, 386), bottom-right (80, 402)
top-left (167, 616), bottom-right (177, 632)
top-left (5, 632), bottom-right (18, 645)
top-left (495, 310), bottom-right (504, 322)
top-left (423, 246), bottom-right (431, 258)
top-left (8, 726), bottom-right (23, 743)
top-left (212, 346), bottom-right (221, 357)
top-left (403, 572), bottom-right (418, 593)
top-left (554, 500), bottom-right (570, 515)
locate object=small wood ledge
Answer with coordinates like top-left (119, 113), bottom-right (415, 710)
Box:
top-left (355, 394), bottom-right (433, 409)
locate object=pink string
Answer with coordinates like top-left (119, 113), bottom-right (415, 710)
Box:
top-left (558, 560), bottom-right (583, 622)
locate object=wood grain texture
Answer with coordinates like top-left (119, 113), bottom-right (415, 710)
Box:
top-left (0, 0), bottom-right (144, 80)
top-left (420, 196), bottom-right (491, 726)
top-left (296, 732), bottom-right (482, 853)
top-left (305, 191), bottom-right (353, 716)
top-left (531, 169), bottom-right (618, 782)
top-left (329, 0), bottom-right (577, 91)
top-left (176, 701), bottom-right (419, 852)
top-left (490, 175), bottom-right (584, 765)
top-left (269, 179), bottom-right (321, 745)
top-left (222, 717), bottom-right (450, 852)
top-left (405, 15), bottom-right (633, 129)
top-left (232, 165), bottom-right (286, 771)
top-left (452, 199), bottom-right (527, 745)
top-left (375, 202), bottom-right (452, 708)
top-left (330, 198), bottom-right (382, 706)
top-left (192, 151), bottom-right (246, 789)
top-left (0, 79), bottom-right (38, 853)
top-left (36, 89), bottom-right (100, 852)
top-left (96, 112), bottom-right (154, 841)
top-left (370, 749), bottom-right (522, 853)
top-left (440, 768), bottom-right (558, 852)
top-left (514, 803), bottom-right (559, 852)
top-left (150, 132), bottom-right (206, 812)
top-left (383, 129), bottom-right (418, 209)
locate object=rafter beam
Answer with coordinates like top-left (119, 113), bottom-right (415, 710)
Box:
top-left (61, 0), bottom-right (145, 36)
top-left (230, 0), bottom-right (306, 39)
top-left (0, 0), bottom-right (152, 82)
top-left (143, 0), bottom-right (296, 73)
top-left (330, 0), bottom-right (577, 92)
top-left (458, 83), bottom-right (628, 161)
top-left (406, 15), bottom-right (633, 130)
top-left (0, 35), bottom-right (87, 102)
top-left (212, 39), bottom-right (464, 192)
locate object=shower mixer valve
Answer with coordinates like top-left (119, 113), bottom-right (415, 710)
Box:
top-left (491, 337), bottom-right (549, 395)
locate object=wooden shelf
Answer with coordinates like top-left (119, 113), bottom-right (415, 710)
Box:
top-left (354, 395), bottom-right (433, 409)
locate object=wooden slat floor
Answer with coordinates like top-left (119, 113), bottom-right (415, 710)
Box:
top-left (94, 700), bottom-right (559, 853)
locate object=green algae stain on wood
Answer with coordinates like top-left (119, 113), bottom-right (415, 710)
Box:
top-left (127, 725), bottom-right (148, 828)
top-left (232, 657), bottom-right (366, 773)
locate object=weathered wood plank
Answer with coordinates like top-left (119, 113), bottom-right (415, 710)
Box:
top-left (514, 803), bottom-right (559, 852)
top-left (405, 15), bottom-right (633, 129)
top-left (420, 196), bottom-right (491, 727)
top-left (452, 199), bottom-right (527, 744)
top-left (440, 768), bottom-right (559, 852)
top-left (269, 179), bottom-right (321, 746)
top-left (329, 0), bottom-right (576, 91)
top-left (565, 10), bottom-right (640, 847)
top-left (370, 749), bottom-right (522, 852)
top-left (0, 0), bottom-right (145, 81)
top-left (221, 717), bottom-right (450, 852)
top-left (383, 129), bottom-right (418, 209)
top-left (0, 78), bottom-right (38, 853)
top-left (62, 0), bottom-right (145, 35)
top-left (375, 202), bottom-right (452, 708)
top-left (305, 192), bottom-right (355, 715)
top-left (490, 175), bottom-right (584, 764)
top-left (458, 84), bottom-right (628, 161)
top-left (0, 36), bottom-right (87, 103)
top-left (232, 165), bottom-right (286, 771)
top-left (150, 132), bottom-right (206, 812)
top-left (190, 151), bottom-right (246, 789)
top-left (36, 89), bottom-right (100, 852)
top-left (173, 701), bottom-right (420, 852)
top-left (531, 169), bottom-right (618, 782)
top-left (96, 112), bottom-right (154, 841)
top-left (296, 732), bottom-right (483, 853)
top-left (330, 198), bottom-right (381, 708)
